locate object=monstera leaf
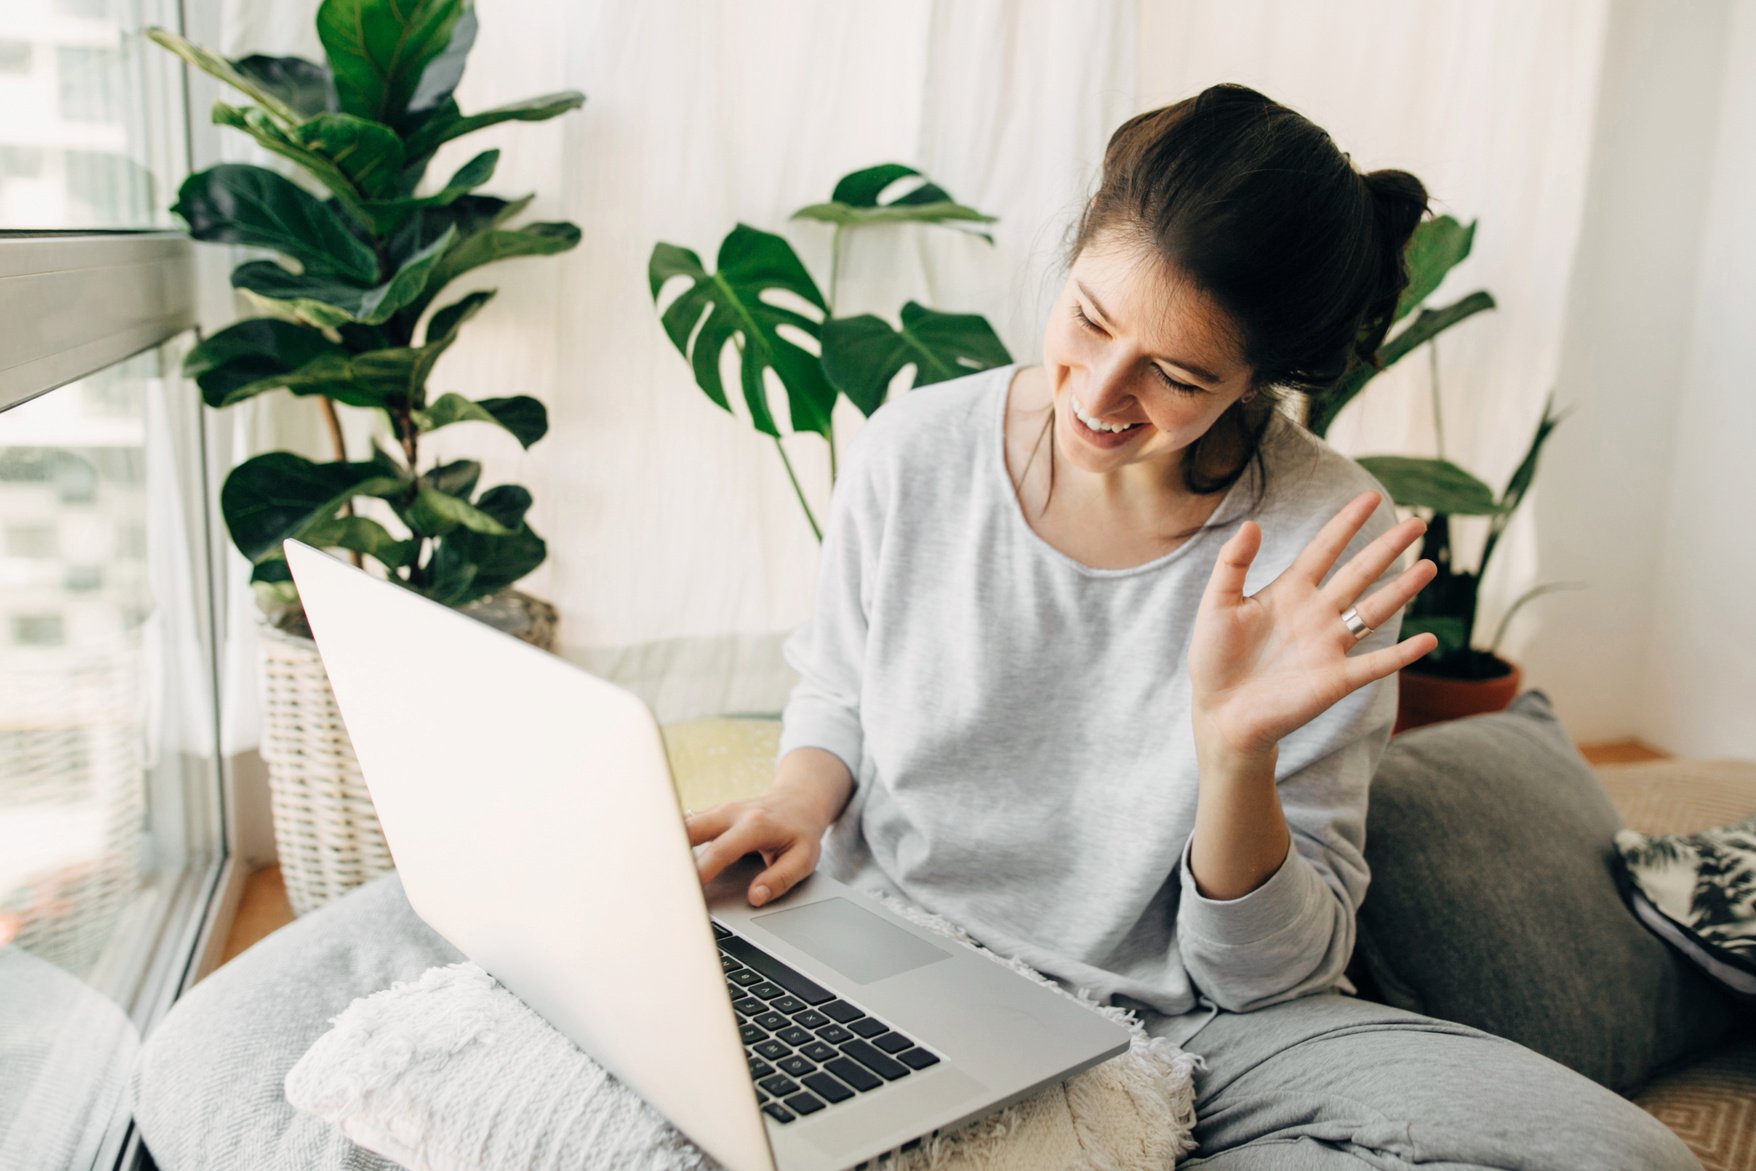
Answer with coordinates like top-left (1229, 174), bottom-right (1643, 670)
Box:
top-left (821, 302), bottom-right (1012, 415)
top-left (793, 163), bottom-right (996, 242)
top-left (648, 224), bottom-right (836, 438)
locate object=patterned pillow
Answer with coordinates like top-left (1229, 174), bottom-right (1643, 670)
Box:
top-left (1613, 813), bottom-right (1756, 1001)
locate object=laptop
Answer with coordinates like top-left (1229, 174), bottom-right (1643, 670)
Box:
top-left (283, 540), bottom-right (1131, 1171)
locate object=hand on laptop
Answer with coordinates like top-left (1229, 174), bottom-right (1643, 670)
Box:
top-left (686, 747), bottom-right (854, 907)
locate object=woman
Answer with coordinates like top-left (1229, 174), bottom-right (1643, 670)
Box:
top-left (688, 84), bottom-right (1698, 1169)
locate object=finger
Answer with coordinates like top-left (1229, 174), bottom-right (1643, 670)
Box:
top-left (1289, 491), bottom-right (1381, 588)
top-left (684, 804), bottom-right (736, 847)
top-left (1321, 516), bottom-right (1428, 609)
top-left (1342, 633), bottom-right (1440, 692)
top-left (748, 841), bottom-right (820, 907)
top-left (1349, 559), bottom-right (1438, 631)
top-left (1201, 521), bottom-right (1261, 612)
top-left (694, 817), bottom-right (778, 888)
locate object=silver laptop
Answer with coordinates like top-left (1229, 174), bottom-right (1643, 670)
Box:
top-left (284, 540), bottom-right (1130, 1171)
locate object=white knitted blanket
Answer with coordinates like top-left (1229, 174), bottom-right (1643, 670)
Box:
top-left (285, 893), bottom-right (1203, 1170)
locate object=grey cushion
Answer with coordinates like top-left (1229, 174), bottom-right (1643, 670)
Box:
top-left (1354, 688), bottom-right (1750, 1094)
top-left (132, 872), bottom-right (459, 1170)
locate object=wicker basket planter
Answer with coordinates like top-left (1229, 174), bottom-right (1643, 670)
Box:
top-left (259, 590), bottom-right (558, 916)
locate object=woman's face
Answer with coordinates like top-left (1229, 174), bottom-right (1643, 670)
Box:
top-left (1040, 232), bottom-right (1256, 480)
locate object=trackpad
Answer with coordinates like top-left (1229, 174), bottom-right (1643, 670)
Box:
top-left (752, 897), bottom-right (952, 984)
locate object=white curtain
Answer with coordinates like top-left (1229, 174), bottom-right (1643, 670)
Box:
top-left (206, 0), bottom-right (1608, 729)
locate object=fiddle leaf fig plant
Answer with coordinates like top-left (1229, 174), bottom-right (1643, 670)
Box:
top-left (148, 0), bottom-right (583, 628)
top-left (650, 163), bottom-right (1011, 541)
top-left (1316, 215), bottom-right (1582, 678)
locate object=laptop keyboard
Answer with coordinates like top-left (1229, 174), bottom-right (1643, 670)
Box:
top-left (712, 920), bottom-right (942, 1124)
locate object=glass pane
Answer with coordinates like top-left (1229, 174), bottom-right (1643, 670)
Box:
top-left (0, 0), bottom-right (183, 229)
top-left (0, 336), bottom-right (220, 1168)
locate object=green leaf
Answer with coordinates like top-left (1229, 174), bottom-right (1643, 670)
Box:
top-left (1395, 216), bottom-right (1476, 324)
top-left (469, 484), bottom-right (531, 527)
top-left (426, 485), bottom-right (544, 605)
top-left (172, 163), bottom-right (378, 283)
top-left (232, 54), bottom-right (333, 118)
top-left (1307, 290), bottom-right (1497, 438)
top-left (294, 515), bottom-right (417, 570)
top-left (1355, 456), bottom-right (1505, 516)
top-left (315, 0), bottom-right (465, 127)
top-left (648, 226), bottom-right (835, 437)
top-left (1401, 614), bottom-right (1469, 658)
top-left (185, 318), bottom-right (349, 408)
top-left (421, 219), bottom-right (579, 304)
top-left (1477, 390), bottom-right (1571, 585)
top-left (146, 28), bottom-right (303, 125)
top-left (407, 485), bottom-right (510, 538)
top-left (821, 301), bottom-right (1011, 415)
top-left (210, 105), bottom-right (373, 222)
top-left (425, 288), bottom-right (494, 344)
top-left (403, 90), bottom-right (585, 159)
top-left (220, 451), bottom-right (407, 562)
top-left (291, 114), bottom-right (408, 200)
top-left (414, 393), bottom-right (547, 448)
top-left (356, 148), bottom-right (498, 234)
top-left (405, 7), bottom-right (475, 115)
top-left (232, 224), bottom-right (456, 327)
top-left (792, 163), bottom-right (997, 242)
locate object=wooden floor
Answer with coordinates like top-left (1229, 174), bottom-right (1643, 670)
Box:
top-left (212, 738), bottom-right (1671, 971)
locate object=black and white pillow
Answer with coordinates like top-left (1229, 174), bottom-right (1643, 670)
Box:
top-left (1613, 813), bottom-right (1756, 1000)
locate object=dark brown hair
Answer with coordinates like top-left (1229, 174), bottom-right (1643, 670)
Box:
top-left (1025, 83), bottom-right (1430, 532)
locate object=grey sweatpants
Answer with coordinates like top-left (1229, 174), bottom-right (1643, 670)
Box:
top-left (1165, 992), bottom-right (1702, 1170)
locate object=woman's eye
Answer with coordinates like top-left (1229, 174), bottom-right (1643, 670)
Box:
top-left (1074, 304), bottom-right (1203, 397)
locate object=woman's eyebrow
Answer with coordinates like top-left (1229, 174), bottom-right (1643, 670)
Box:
top-left (1075, 280), bottom-right (1224, 386)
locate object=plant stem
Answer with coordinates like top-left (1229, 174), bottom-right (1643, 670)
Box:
top-left (1428, 339), bottom-right (1445, 460)
top-left (774, 435), bottom-right (822, 542)
top-left (318, 396), bottom-right (365, 569)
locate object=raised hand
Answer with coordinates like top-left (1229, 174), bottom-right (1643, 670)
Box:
top-left (1187, 490), bottom-right (1440, 758)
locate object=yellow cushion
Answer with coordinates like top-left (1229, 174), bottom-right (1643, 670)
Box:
top-left (658, 718), bottom-right (780, 811)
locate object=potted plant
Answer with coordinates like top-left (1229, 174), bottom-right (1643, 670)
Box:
top-left (1307, 217), bottom-right (1580, 732)
top-left (648, 164), bottom-right (1012, 538)
top-left (149, 0), bottom-right (583, 912)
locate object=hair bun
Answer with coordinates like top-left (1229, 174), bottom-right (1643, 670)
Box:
top-left (1364, 168), bottom-right (1428, 254)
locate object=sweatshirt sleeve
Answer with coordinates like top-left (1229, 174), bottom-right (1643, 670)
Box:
top-left (1173, 494), bottom-right (1403, 1013)
top-left (776, 423), bottom-right (885, 784)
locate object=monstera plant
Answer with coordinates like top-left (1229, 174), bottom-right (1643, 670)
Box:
top-left (148, 0), bottom-right (583, 632)
top-left (648, 164), bottom-right (1011, 540)
top-left (1310, 215), bottom-right (1580, 717)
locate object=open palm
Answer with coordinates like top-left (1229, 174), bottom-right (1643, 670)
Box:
top-left (1188, 490), bottom-right (1441, 757)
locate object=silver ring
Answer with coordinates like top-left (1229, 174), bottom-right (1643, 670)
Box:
top-left (1340, 607), bottom-right (1373, 641)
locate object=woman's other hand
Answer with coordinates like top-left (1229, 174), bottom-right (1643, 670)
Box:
top-left (686, 746), bottom-right (853, 907)
top-left (1188, 489), bottom-right (1440, 758)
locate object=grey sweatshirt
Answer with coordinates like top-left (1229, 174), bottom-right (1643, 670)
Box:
top-left (777, 362), bottom-right (1403, 1047)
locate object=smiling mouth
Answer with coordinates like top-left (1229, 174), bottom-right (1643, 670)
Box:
top-left (1070, 392), bottom-right (1145, 434)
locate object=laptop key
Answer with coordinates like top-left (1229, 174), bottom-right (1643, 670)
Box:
top-left (732, 997), bottom-right (765, 1016)
top-left (777, 1054), bottom-right (813, 1077)
top-left (749, 982), bottom-right (786, 1000)
top-left (720, 955), bottom-right (740, 972)
top-left (739, 1024), bottom-right (765, 1044)
top-left (777, 1026), bottom-right (813, 1046)
top-left (754, 1040), bottom-right (789, 1060)
top-left (761, 1102), bottom-right (795, 1124)
top-left (842, 1038), bottom-right (910, 1081)
top-left (824, 1057), bottom-right (882, 1093)
top-left (849, 1017), bottom-right (888, 1038)
top-left (783, 1091), bottom-right (826, 1116)
top-left (717, 936), bottom-right (835, 1006)
top-left (815, 1024), bottom-right (853, 1044)
top-left (819, 1000), bottom-right (864, 1023)
top-left (802, 1072), bottom-right (854, 1104)
top-left (770, 996), bottom-right (807, 1014)
top-left (755, 1012), bottom-right (789, 1031)
top-left (748, 1058), bottom-right (774, 1079)
top-left (800, 1040), bottom-right (838, 1063)
top-left (896, 1047), bottom-right (941, 1070)
top-left (712, 921), bottom-right (732, 939)
top-left (759, 1074), bottom-right (799, 1096)
top-left (728, 969), bottom-right (764, 987)
top-left (794, 1010), bottom-right (829, 1029)
top-left (872, 1030), bottom-right (912, 1054)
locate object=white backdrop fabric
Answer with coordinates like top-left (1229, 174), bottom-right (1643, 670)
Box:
top-left (207, 0), bottom-right (1608, 732)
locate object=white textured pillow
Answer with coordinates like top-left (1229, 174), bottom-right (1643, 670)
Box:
top-left (285, 891), bottom-right (1201, 1170)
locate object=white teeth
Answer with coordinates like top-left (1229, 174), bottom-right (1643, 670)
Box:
top-left (1072, 393), bottom-right (1141, 433)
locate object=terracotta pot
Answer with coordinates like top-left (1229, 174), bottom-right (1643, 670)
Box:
top-left (1394, 657), bottom-right (1523, 735)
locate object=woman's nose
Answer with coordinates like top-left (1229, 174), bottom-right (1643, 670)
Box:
top-left (1080, 357), bottom-right (1136, 416)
